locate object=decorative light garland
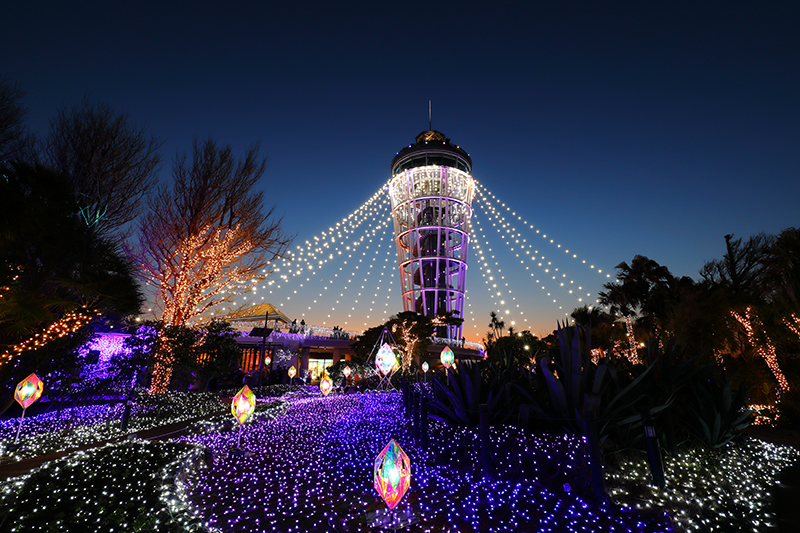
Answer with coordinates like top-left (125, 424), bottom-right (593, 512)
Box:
top-left (2, 307), bottom-right (98, 365)
top-left (731, 307), bottom-right (790, 391)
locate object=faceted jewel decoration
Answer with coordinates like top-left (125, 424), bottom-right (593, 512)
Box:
top-left (288, 365), bottom-right (297, 378)
top-left (15, 373), bottom-right (44, 409)
top-left (320, 374), bottom-right (333, 396)
top-left (422, 361), bottom-right (429, 373)
top-left (440, 346), bottom-right (454, 369)
top-left (232, 385), bottom-right (256, 425)
top-left (343, 365), bottom-right (352, 378)
top-left (374, 438), bottom-right (411, 510)
top-left (376, 343), bottom-right (396, 376)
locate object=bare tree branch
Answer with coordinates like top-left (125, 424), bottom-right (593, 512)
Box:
top-left (45, 98), bottom-right (162, 238)
top-left (133, 138), bottom-right (293, 392)
top-left (0, 77), bottom-right (37, 163)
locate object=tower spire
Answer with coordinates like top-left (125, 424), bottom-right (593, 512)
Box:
top-left (428, 100), bottom-right (431, 130)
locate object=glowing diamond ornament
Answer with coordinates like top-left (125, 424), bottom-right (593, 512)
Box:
top-left (320, 374), bottom-right (333, 396)
top-left (376, 343), bottom-right (396, 376)
top-left (422, 361), bottom-right (429, 373)
top-left (440, 346), bottom-right (454, 369)
top-left (14, 373), bottom-right (44, 409)
top-left (232, 385), bottom-right (256, 425)
top-left (343, 365), bottom-right (352, 378)
top-left (13, 373), bottom-right (44, 445)
top-left (288, 365), bottom-right (296, 378)
top-left (374, 439), bottom-right (411, 510)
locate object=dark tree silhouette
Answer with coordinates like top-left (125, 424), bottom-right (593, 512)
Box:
top-left (45, 98), bottom-right (163, 238)
top-left (0, 162), bottom-right (143, 413)
top-left (0, 77), bottom-right (36, 163)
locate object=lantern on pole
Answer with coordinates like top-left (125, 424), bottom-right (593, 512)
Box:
top-left (231, 385), bottom-right (256, 449)
top-left (13, 373), bottom-right (44, 444)
top-left (343, 365), bottom-right (352, 388)
top-left (320, 374), bottom-right (333, 397)
top-left (376, 343), bottom-right (396, 376)
top-left (374, 439), bottom-right (411, 510)
top-left (440, 346), bottom-right (454, 369)
top-left (288, 365), bottom-right (296, 391)
top-left (232, 385), bottom-right (256, 425)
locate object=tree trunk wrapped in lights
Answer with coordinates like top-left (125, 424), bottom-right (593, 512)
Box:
top-left (731, 306), bottom-right (789, 392)
top-left (135, 139), bottom-right (292, 393)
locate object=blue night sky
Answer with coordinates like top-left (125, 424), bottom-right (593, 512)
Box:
top-left (4, 1), bottom-right (799, 340)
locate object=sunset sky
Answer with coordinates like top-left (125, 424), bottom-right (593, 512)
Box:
top-left (5, 1), bottom-right (798, 340)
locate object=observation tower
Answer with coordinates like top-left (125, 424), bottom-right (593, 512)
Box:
top-left (388, 130), bottom-right (474, 340)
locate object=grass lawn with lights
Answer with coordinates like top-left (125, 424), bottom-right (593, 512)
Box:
top-left (0, 389), bottom-right (798, 532)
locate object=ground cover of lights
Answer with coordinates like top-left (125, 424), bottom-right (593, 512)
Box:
top-left (0, 390), bottom-right (795, 532)
top-left (605, 439), bottom-right (799, 532)
top-left (179, 393), bottom-right (675, 532)
top-left (0, 389), bottom-right (246, 464)
top-left (0, 440), bottom-right (209, 532)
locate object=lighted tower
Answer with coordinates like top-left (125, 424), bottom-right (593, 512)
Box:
top-left (388, 130), bottom-right (474, 340)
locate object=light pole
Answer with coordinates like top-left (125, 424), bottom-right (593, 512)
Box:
top-left (255, 312), bottom-right (273, 395)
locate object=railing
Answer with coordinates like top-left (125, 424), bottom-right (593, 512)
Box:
top-left (236, 321), bottom-right (362, 341)
top-left (427, 337), bottom-right (486, 354)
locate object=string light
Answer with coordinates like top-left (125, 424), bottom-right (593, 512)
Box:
top-left (473, 182), bottom-right (603, 309)
top-left (1, 390), bottom-right (794, 531)
top-left (195, 179), bottom-right (613, 343)
top-left (2, 307), bottom-right (98, 366)
top-left (731, 307), bottom-right (789, 392)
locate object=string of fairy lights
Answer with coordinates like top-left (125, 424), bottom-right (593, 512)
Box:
top-left (306, 205), bottom-right (393, 327)
top-left (209, 185), bottom-right (397, 331)
top-left (1, 307), bottom-right (99, 366)
top-left (202, 177), bottom-right (612, 341)
top-left (467, 209), bottom-right (516, 334)
top-left (473, 180), bottom-right (610, 303)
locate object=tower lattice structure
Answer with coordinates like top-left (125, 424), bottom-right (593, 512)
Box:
top-left (388, 130), bottom-right (474, 340)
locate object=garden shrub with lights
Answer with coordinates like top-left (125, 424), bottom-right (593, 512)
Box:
top-left (413, 322), bottom-right (799, 531)
top-left (425, 323), bottom-right (756, 452)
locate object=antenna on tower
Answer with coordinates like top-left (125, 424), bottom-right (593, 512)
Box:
top-left (428, 100), bottom-right (432, 130)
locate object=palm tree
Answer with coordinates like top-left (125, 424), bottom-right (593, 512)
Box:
top-left (487, 311), bottom-right (505, 344)
top-left (599, 255), bottom-right (674, 341)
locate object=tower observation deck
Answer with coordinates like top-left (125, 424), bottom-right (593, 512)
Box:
top-left (388, 130), bottom-right (474, 340)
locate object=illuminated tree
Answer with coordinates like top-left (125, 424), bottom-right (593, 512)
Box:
top-left (731, 307), bottom-right (789, 391)
top-left (135, 138), bottom-right (292, 393)
top-left (701, 233), bottom-right (793, 392)
top-left (598, 255), bottom-right (674, 363)
top-left (45, 98), bottom-right (162, 238)
top-left (390, 311), bottom-right (433, 372)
